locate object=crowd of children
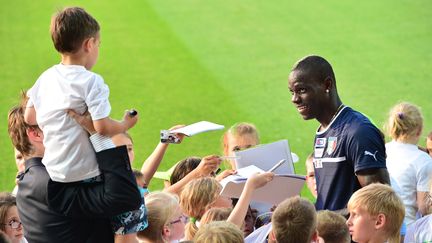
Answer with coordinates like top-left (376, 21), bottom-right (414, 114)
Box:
top-left (2, 6), bottom-right (432, 243)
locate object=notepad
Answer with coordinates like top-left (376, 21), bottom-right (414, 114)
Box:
top-left (219, 174), bottom-right (305, 205)
top-left (170, 121), bottom-right (224, 136)
top-left (234, 140), bottom-right (296, 174)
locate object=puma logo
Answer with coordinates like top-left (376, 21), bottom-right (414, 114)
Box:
top-left (364, 150), bottom-right (378, 161)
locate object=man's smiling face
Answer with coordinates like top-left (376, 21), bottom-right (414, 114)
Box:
top-left (288, 70), bottom-right (327, 121)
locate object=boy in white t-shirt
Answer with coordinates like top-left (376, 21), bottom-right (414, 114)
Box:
top-left (24, 7), bottom-right (146, 242)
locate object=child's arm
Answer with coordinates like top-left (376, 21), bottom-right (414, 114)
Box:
top-left (141, 125), bottom-right (186, 187)
top-left (227, 172), bottom-right (274, 228)
top-left (93, 110), bottom-right (138, 137)
top-left (164, 155), bottom-right (221, 195)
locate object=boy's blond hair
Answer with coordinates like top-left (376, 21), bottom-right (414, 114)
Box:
top-left (317, 210), bottom-right (350, 243)
top-left (348, 183), bottom-right (405, 243)
top-left (194, 221), bottom-right (244, 243)
top-left (271, 196), bottom-right (317, 243)
top-left (50, 7), bottom-right (100, 53)
top-left (136, 192), bottom-right (179, 242)
top-left (384, 102), bottom-right (423, 142)
top-left (180, 177), bottom-right (222, 240)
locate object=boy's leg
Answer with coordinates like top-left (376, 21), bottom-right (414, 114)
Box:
top-left (47, 145), bottom-right (141, 217)
top-left (110, 200), bottom-right (148, 243)
top-left (17, 158), bottom-right (114, 243)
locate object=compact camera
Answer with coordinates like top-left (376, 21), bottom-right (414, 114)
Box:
top-left (160, 130), bottom-right (181, 144)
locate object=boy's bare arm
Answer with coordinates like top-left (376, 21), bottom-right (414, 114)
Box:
top-left (93, 110), bottom-right (138, 137)
top-left (24, 106), bottom-right (37, 125)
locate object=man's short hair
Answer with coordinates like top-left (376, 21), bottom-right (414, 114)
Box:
top-left (272, 196), bottom-right (317, 243)
top-left (8, 92), bottom-right (37, 156)
top-left (348, 183), bottom-right (405, 243)
top-left (50, 7), bottom-right (100, 53)
top-left (317, 210), bottom-right (350, 243)
top-left (291, 55), bottom-right (336, 85)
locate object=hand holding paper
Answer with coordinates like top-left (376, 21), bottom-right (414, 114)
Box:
top-left (215, 169), bottom-right (237, 182)
top-left (196, 155), bottom-right (222, 177)
top-left (246, 172), bottom-right (274, 189)
top-left (168, 124), bottom-right (186, 142)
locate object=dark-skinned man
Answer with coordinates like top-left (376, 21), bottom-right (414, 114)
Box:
top-left (288, 55), bottom-right (390, 213)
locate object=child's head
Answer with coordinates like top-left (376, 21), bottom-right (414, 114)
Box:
top-left (271, 196), bottom-right (317, 243)
top-left (0, 193), bottom-right (24, 243)
top-left (194, 221), bottom-right (244, 243)
top-left (112, 133), bottom-right (134, 163)
top-left (305, 153), bottom-right (317, 198)
top-left (385, 102), bottom-right (423, 143)
top-left (137, 192), bottom-right (186, 243)
top-left (180, 177), bottom-right (231, 240)
top-left (426, 131), bottom-right (432, 157)
top-left (231, 199), bottom-right (255, 237)
top-left (200, 208), bottom-right (232, 226)
top-left (347, 183), bottom-right (405, 243)
top-left (50, 7), bottom-right (100, 69)
top-left (317, 210), bottom-right (350, 243)
top-left (170, 157), bottom-right (202, 185)
top-left (222, 122), bottom-right (260, 169)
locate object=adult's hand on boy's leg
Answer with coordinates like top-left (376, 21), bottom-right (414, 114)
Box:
top-left (67, 109), bottom-right (96, 135)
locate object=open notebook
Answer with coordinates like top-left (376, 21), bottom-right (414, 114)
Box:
top-left (234, 139), bottom-right (296, 174)
top-left (219, 164), bottom-right (305, 205)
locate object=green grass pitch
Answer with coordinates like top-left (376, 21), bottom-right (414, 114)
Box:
top-left (1, 0), bottom-right (431, 200)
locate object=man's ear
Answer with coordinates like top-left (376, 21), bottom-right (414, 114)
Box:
top-left (375, 213), bottom-right (386, 230)
top-left (27, 128), bottom-right (43, 142)
top-left (323, 76), bottom-right (333, 92)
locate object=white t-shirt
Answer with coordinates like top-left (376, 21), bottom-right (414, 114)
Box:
top-left (385, 140), bottom-right (432, 224)
top-left (244, 222), bottom-right (272, 243)
top-left (27, 64), bottom-right (111, 182)
top-left (404, 214), bottom-right (432, 243)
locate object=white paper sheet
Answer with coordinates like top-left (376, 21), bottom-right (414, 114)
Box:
top-left (234, 140), bottom-right (296, 174)
top-left (220, 174), bottom-right (305, 205)
top-left (170, 121), bottom-right (224, 136)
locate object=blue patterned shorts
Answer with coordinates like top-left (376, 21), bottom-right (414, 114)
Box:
top-left (111, 199), bottom-right (148, 235)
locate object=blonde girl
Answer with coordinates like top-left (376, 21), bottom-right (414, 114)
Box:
top-left (137, 192), bottom-right (186, 243)
top-left (180, 177), bottom-right (231, 240)
top-left (384, 102), bottom-right (432, 224)
top-left (222, 122), bottom-right (260, 170)
top-left (180, 174), bottom-right (273, 240)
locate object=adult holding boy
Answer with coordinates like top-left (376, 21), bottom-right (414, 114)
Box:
top-left (7, 100), bottom-right (115, 243)
top-left (20, 6), bottom-right (146, 242)
top-left (287, 55), bottom-right (389, 212)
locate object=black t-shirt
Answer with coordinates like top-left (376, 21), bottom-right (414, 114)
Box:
top-left (313, 106), bottom-right (386, 210)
